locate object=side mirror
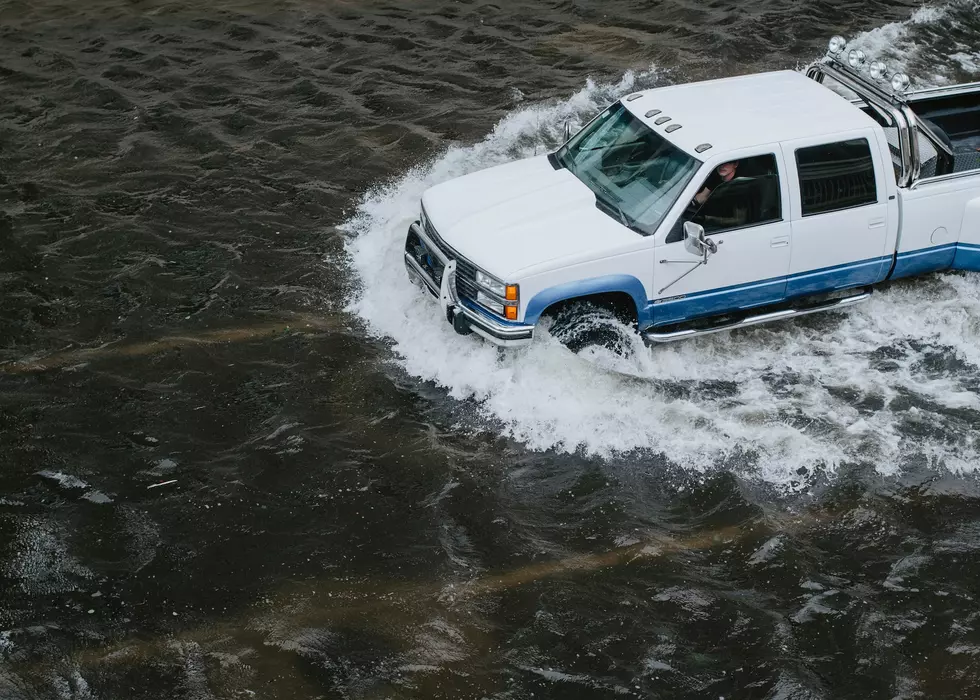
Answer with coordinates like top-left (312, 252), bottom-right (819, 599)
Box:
top-left (683, 221), bottom-right (717, 256)
top-left (563, 121), bottom-right (571, 143)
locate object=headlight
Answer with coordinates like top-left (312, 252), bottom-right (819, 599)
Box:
top-left (474, 270), bottom-right (519, 320)
top-left (827, 36), bottom-right (846, 56)
top-left (477, 291), bottom-right (504, 315)
top-left (847, 49), bottom-right (866, 69)
top-left (475, 269), bottom-right (506, 296)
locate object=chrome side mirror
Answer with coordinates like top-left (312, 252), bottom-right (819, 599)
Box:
top-left (683, 221), bottom-right (717, 257)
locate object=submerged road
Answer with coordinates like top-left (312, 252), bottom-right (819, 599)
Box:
top-left (2, 0), bottom-right (980, 697)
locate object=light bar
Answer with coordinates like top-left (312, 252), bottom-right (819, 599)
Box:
top-left (822, 34), bottom-right (915, 98)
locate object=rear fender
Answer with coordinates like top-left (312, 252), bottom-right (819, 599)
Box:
top-left (953, 195), bottom-right (980, 271)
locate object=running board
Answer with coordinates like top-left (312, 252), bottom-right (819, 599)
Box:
top-left (644, 290), bottom-right (872, 343)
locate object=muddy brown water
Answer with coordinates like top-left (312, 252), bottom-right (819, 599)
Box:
top-left (2, 1), bottom-right (980, 698)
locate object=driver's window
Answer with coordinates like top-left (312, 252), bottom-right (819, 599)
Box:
top-left (665, 153), bottom-right (781, 242)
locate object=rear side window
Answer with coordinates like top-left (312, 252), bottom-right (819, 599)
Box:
top-left (795, 138), bottom-right (877, 216)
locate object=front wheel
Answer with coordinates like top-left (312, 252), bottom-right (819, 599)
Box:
top-left (542, 299), bottom-right (637, 356)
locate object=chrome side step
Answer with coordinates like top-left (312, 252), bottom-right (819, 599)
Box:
top-left (644, 290), bottom-right (872, 343)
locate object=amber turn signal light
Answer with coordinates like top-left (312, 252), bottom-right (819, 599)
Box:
top-left (505, 305), bottom-right (518, 321)
top-left (505, 284), bottom-right (519, 301)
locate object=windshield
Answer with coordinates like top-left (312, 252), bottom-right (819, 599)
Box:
top-left (555, 103), bottom-right (701, 236)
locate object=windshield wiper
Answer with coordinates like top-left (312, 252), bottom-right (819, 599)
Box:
top-left (609, 198), bottom-right (630, 228)
top-left (592, 185), bottom-right (636, 232)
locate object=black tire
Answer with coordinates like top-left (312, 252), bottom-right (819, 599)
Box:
top-left (543, 298), bottom-right (637, 355)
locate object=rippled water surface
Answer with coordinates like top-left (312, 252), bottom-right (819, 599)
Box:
top-left (2, 0), bottom-right (980, 697)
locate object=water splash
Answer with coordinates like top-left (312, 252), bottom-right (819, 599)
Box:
top-left (341, 21), bottom-right (980, 487)
top-left (845, 1), bottom-right (980, 86)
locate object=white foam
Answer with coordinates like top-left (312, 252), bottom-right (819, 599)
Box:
top-left (81, 490), bottom-right (113, 505)
top-left (36, 470), bottom-right (88, 490)
top-left (845, 1), bottom-right (977, 87)
top-left (847, 5), bottom-right (949, 66)
top-left (950, 51), bottom-right (980, 74)
top-left (52, 670), bottom-right (94, 700)
top-left (341, 24), bottom-right (980, 488)
top-left (4, 517), bottom-right (94, 595)
top-left (0, 631), bottom-right (13, 656)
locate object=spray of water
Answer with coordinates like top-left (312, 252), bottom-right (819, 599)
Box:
top-left (341, 8), bottom-right (980, 487)
top-left (846, 1), bottom-right (980, 85)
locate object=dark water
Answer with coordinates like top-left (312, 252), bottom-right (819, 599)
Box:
top-left (2, 0), bottom-right (980, 697)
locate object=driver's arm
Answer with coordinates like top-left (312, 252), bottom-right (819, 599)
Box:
top-left (693, 186), bottom-right (711, 205)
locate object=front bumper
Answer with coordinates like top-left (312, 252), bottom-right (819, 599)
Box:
top-left (403, 222), bottom-right (534, 347)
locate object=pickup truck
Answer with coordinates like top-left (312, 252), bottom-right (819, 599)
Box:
top-left (403, 36), bottom-right (980, 348)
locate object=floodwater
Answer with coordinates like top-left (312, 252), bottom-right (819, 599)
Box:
top-left (2, 0), bottom-right (980, 697)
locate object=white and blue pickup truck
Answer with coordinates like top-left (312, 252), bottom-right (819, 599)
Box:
top-left (403, 37), bottom-right (980, 347)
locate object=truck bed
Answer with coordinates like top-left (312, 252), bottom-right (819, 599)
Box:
top-left (954, 134), bottom-right (980, 172)
top-left (908, 86), bottom-right (980, 175)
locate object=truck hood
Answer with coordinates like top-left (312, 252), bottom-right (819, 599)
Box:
top-left (420, 156), bottom-right (640, 280)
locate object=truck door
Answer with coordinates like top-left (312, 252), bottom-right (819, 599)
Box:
top-left (651, 150), bottom-right (792, 327)
top-left (780, 131), bottom-right (893, 297)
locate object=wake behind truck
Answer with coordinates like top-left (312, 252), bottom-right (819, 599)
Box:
top-left (404, 36), bottom-right (980, 347)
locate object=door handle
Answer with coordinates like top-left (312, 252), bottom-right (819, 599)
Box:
top-left (868, 218), bottom-right (886, 229)
top-left (770, 236), bottom-right (789, 248)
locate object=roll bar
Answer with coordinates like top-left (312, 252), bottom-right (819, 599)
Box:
top-left (806, 57), bottom-right (958, 188)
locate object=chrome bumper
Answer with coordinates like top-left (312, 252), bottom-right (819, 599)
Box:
top-left (403, 222), bottom-right (534, 347)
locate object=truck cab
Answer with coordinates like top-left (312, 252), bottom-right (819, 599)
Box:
top-left (403, 37), bottom-right (980, 347)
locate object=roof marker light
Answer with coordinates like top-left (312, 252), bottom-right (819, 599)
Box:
top-left (828, 35), bottom-right (846, 55)
top-left (665, 124), bottom-right (682, 133)
top-left (645, 109), bottom-right (661, 118)
top-left (626, 93), bottom-right (642, 101)
top-left (654, 116), bottom-right (671, 125)
top-left (847, 49), bottom-right (866, 69)
top-left (695, 143), bottom-right (712, 153)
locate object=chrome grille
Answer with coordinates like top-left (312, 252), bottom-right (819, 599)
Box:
top-left (416, 216), bottom-right (480, 304)
top-left (455, 257), bottom-right (480, 303)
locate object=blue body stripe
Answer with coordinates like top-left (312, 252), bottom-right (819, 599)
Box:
top-left (650, 255), bottom-right (890, 327)
top-left (952, 242), bottom-right (980, 272)
top-left (521, 243), bottom-right (980, 330)
top-left (890, 243), bottom-right (958, 280)
top-left (785, 256), bottom-right (889, 297)
top-left (650, 277), bottom-right (787, 326)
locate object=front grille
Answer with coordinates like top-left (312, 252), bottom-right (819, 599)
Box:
top-left (455, 257), bottom-right (480, 303)
top-left (410, 216), bottom-right (482, 305)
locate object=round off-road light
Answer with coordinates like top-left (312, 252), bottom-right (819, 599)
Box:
top-left (891, 72), bottom-right (911, 93)
top-left (847, 49), bottom-right (867, 68)
top-left (869, 61), bottom-right (888, 81)
top-left (828, 36), bottom-right (847, 55)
